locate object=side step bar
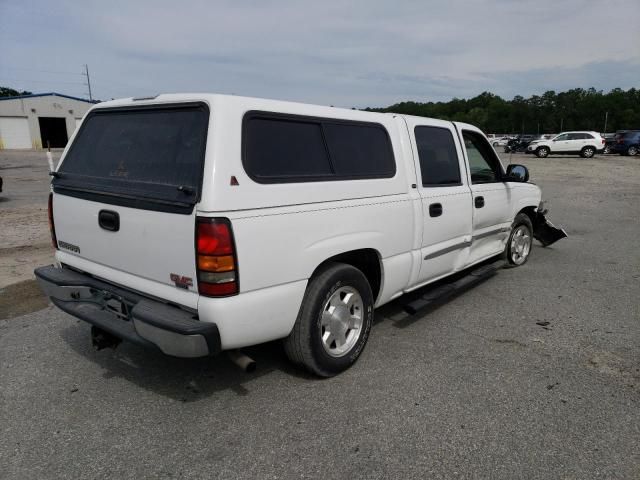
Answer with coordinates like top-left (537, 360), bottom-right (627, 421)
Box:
top-left (403, 263), bottom-right (499, 315)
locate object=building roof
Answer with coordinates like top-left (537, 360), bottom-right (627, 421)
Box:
top-left (0, 92), bottom-right (98, 104)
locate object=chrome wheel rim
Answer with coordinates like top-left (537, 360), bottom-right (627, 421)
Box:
top-left (584, 148), bottom-right (594, 157)
top-left (539, 148), bottom-right (548, 157)
top-left (629, 147), bottom-right (638, 155)
top-left (510, 225), bottom-right (532, 265)
top-left (320, 287), bottom-right (364, 357)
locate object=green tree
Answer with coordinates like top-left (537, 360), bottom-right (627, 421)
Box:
top-left (0, 86), bottom-right (32, 97)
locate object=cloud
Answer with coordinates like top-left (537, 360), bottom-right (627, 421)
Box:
top-left (1, 0), bottom-right (638, 106)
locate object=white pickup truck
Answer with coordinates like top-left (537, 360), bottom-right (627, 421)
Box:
top-left (35, 94), bottom-right (565, 376)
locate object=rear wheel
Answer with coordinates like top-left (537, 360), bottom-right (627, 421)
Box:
top-left (536, 147), bottom-right (549, 158)
top-left (627, 146), bottom-right (638, 156)
top-left (504, 213), bottom-right (533, 266)
top-left (580, 146), bottom-right (595, 158)
top-left (603, 145), bottom-right (611, 154)
top-left (283, 263), bottom-right (374, 377)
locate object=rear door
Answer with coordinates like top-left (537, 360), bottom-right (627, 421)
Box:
top-left (404, 117), bottom-right (472, 285)
top-left (52, 103), bottom-right (209, 306)
top-left (456, 125), bottom-right (511, 265)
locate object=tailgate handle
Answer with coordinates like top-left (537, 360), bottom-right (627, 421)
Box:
top-left (98, 210), bottom-right (120, 232)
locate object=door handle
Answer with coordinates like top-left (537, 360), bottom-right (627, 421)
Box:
top-left (429, 203), bottom-right (443, 217)
top-left (475, 196), bottom-right (485, 208)
top-left (98, 210), bottom-right (120, 232)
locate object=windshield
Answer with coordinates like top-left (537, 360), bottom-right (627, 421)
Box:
top-left (54, 103), bottom-right (209, 213)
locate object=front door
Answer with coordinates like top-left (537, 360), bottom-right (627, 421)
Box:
top-left (405, 118), bottom-right (473, 286)
top-left (551, 133), bottom-right (571, 152)
top-left (457, 126), bottom-right (512, 265)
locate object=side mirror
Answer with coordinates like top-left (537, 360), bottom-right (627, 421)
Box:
top-left (506, 164), bottom-right (529, 182)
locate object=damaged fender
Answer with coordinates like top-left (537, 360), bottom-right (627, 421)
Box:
top-left (532, 202), bottom-right (567, 247)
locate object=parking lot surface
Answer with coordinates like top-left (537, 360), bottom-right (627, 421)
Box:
top-left (1, 150), bottom-right (639, 479)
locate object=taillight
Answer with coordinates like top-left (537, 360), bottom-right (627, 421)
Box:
top-left (196, 217), bottom-right (238, 296)
top-left (48, 193), bottom-right (58, 249)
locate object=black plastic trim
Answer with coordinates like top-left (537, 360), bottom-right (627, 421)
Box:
top-left (34, 265), bottom-right (221, 356)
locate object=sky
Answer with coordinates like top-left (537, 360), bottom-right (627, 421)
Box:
top-left (1, 0), bottom-right (639, 108)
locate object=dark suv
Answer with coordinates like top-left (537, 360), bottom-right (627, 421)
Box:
top-left (610, 130), bottom-right (640, 156)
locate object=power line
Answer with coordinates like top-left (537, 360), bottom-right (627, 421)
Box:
top-left (0, 77), bottom-right (86, 85)
top-left (0, 66), bottom-right (84, 76)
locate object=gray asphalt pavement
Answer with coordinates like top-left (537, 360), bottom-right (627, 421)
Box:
top-left (1, 152), bottom-right (639, 479)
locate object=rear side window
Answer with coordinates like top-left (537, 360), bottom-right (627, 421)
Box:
top-left (243, 112), bottom-right (395, 183)
top-left (414, 126), bottom-right (461, 186)
top-left (54, 103), bottom-right (209, 213)
top-left (244, 118), bottom-right (332, 178)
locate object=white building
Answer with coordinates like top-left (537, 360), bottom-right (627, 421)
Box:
top-left (0, 93), bottom-right (96, 149)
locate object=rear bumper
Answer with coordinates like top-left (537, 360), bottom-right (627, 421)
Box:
top-left (34, 265), bottom-right (221, 358)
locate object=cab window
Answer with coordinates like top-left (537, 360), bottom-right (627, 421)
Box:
top-left (462, 131), bottom-right (502, 184)
top-left (414, 126), bottom-right (461, 186)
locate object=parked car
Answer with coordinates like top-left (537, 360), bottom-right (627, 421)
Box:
top-left (490, 136), bottom-right (510, 147)
top-left (504, 135), bottom-right (535, 153)
top-left (34, 93), bottom-right (565, 377)
top-left (527, 131), bottom-right (604, 158)
top-left (602, 133), bottom-right (617, 154)
top-left (609, 130), bottom-right (640, 156)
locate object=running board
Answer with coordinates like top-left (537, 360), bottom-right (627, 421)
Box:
top-left (403, 263), bottom-right (499, 315)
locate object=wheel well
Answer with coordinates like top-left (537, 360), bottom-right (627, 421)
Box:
top-left (311, 249), bottom-right (382, 302)
top-left (518, 206), bottom-right (537, 225)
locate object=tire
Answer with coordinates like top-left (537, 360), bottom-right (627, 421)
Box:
top-left (283, 262), bottom-right (374, 377)
top-left (603, 145), bottom-right (611, 154)
top-left (580, 146), bottom-right (595, 158)
top-left (627, 146), bottom-right (638, 156)
top-left (536, 147), bottom-right (549, 158)
top-left (504, 213), bottom-right (533, 267)
top-left (493, 142), bottom-right (498, 147)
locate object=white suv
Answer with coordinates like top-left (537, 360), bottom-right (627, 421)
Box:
top-left (35, 94), bottom-right (566, 376)
top-left (527, 131), bottom-right (604, 158)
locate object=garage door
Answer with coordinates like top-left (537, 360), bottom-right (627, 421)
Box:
top-left (0, 117), bottom-right (31, 149)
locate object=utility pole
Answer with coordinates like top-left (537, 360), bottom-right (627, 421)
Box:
top-left (603, 111), bottom-right (609, 134)
top-left (83, 64), bottom-right (93, 101)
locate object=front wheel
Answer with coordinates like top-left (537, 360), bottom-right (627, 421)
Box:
top-left (581, 146), bottom-right (595, 158)
top-left (627, 146), bottom-right (638, 156)
top-left (504, 213), bottom-right (533, 266)
top-left (603, 145), bottom-right (611, 154)
top-left (283, 263), bottom-right (374, 377)
top-left (536, 147), bottom-right (549, 158)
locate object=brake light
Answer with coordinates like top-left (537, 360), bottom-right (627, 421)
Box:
top-left (48, 193), bottom-right (57, 249)
top-left (196, 218), bottom-right (238, 296)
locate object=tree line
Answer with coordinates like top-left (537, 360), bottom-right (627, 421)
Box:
top-left (0, 86), bottom-right (33, 97)
top-left (365, 88), bottom-right (640, 134)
